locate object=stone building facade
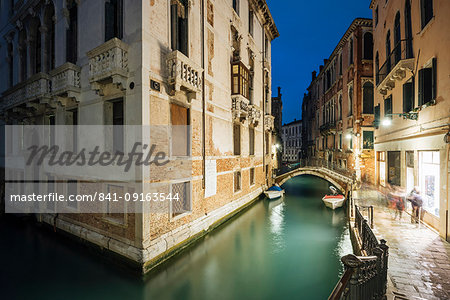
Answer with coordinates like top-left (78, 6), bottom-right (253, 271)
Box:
top-left (302, 18), bottom-right (375, 184)
top-left (271, 86), bottom-right (282, 167)
top-left (0, 0), bottom-right (278, 272)
top-left (370, 0), bottom-right (450, 238)
top-left (282, 119), bottom-right (302, 163)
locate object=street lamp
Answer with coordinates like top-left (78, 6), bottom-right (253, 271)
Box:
top-left (381, 112), bottom-right (418, 127)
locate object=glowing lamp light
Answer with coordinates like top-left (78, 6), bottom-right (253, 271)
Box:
top-left (382, 118), bottom-right (392, 126)
top-left (345, 133), bottom-right (352, 140)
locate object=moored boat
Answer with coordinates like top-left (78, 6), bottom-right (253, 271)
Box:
top-left (322, 194), bottom-right (345, 210)
top-left (264, 185), bottom-right (285, 200)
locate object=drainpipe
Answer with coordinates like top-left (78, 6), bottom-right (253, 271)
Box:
top-left (262, 24), bottom-right (266, 186)
top-left (201, 0), bottom-right (206, 189)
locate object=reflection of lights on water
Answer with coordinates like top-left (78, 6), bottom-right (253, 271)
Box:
top-left (269, 202), bottom-right (286, 252)
top-left (335, 228), bottom-right (353, 276)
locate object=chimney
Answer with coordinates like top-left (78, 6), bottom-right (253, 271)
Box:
top-left (319, 65), bottom-right (324, 72)
top-left (312, 71), bottom-right (317, 80)
top-left (324, 59), bottom-right (328, 65)
top-left (278, 86), bottom-right (282, 97)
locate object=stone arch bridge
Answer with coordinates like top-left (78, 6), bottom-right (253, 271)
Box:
top-left (275, 166), bottom-right (355, 196)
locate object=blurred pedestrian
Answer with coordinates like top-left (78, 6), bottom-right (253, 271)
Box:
top-left (407, 186), bottom-right (423, 223)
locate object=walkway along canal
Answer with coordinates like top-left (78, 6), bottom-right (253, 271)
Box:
top-left (1, 175), bottom-right (352, 300)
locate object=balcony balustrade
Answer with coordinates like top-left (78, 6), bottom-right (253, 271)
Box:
top-left (376, 39), bottom-right (414, 95)
top-left (232, 95), bottom-right (249, 123)
top-left (166, 50), bottom-right (202, 99)
top-left (49, 62), bottom-right (81, 100)
top-left (1, 73), bottom-right (50, 110)
top-left (319, 121), bottom-right (336, 135)
top-left (87, 38), bottom-right (129, 95)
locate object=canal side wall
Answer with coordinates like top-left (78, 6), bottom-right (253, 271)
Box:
top-left (40, 186), bottom-right (263, 274)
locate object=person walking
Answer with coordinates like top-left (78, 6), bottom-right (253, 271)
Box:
top-left (408, 187), bottom-right (423, 223)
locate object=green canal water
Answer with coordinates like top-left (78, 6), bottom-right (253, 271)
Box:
top-left (0, 175), bottom-right (352, 300)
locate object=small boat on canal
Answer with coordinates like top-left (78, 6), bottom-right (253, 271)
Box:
top-left (322, 186), bottom-right (345, 209)
top-left (264, 185), bottom-right (285, 200)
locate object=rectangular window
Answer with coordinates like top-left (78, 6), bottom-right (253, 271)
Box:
top-left (375, 6), bottom-right (378, 26)
top-left (248, 9), bottom-right (253, 36)
top-left (105, 0), bottom-right (123, 41)
top-left (171, 103), bottom-right (190, 156)
top-left (249, 127), bottom-right (255, 155)
top-left (265, 132), bottom-right (269, 155)
top-left (419, 151), bottom-right (440, 216)
top-left (234, 170), bottom-right (241, 192)
top-left (232, 0), bottom-right (239, 15)
top-left (387, 151), bottom-right (401, 186)
top-left (171, 0), bottom-right (189, 56)
top-left (418, 58), bottom-right (436, 106)
top-left (421, 0), bottom-right (433, 29)
top-left (67, 180), bottom-right (78, 209)
top-left (231, 62), bottom-right (250, 99)
top-left (384, 95), bottom-right (392, 119)
top-left (171, 181), bottom-right (191, 217)
top-left (250, 167), bottom-right (255, 185)
top-left (374, 104), bottom-right (380, 127)
top-left (234, 123), bottom-right (241, 155)
top-left (406, 151), bottom-right (415, 194)
top-left (113, 99), bottom-right (124, 152)
top-left (363, 131), bottom-right (374, 149)
top-left (403, 81), bottom-right (414, 112)
top-left (378, 151), bottom-right (386, 186)
top-left (339, 133), bottom-right (342, 149)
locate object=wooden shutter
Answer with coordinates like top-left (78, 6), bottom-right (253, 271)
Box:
top-left (171, 103), bottom-right (189, 156)
top-left (432, 57), bottom-right (437, 100)
top-left (403, 81), bottom-right (414, 113)
top-left (418, 69), bottom-right (424, 106)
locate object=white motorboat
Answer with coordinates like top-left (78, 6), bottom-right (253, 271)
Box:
top-left (322, 194), bottom-right (346, 210)
top-left (264, 185), bottom-right (285, 200)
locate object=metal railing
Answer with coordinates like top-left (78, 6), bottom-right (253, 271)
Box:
top-left (376, 39), bottom-right (413, 86)
top-left (297, 158), bottom-right (355, 179)
top-left (329, 206), bottom-right (389, 300)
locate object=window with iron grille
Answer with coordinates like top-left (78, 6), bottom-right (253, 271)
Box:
top-left (171, 181), bottom-right (191, 217)
top-left (231, 62), bottom-right (250, 99)
top-left (234, 171), bottom-right (241, 192)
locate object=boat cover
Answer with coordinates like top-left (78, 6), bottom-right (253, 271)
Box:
top-left (267, 185), bottom-right (283, 191)
top-left (323, 195), bottom-right (345, 200)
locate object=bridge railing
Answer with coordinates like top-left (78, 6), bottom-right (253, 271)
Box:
top-left (329, 206), bottom-right (389, 300)
top-left (298, 158), bottom-right (355, 179)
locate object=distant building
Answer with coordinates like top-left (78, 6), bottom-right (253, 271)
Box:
top-left (282, 119), bottom-right (302, 162)
top-left (271, 86), bottom-right (283, 168)
top-left (302, 18), bottom-right (374, 184)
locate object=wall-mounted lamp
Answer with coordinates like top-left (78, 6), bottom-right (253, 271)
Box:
top-left (382, 112), bottom-right (418, 127)
top-left (345, 132), bottom-right (360, 140)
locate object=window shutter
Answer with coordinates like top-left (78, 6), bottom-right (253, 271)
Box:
top-left (432, 57), bottom-right (437, 100)
top-left (403, 81), bottom-right (414, 113)
top-left (418, 69), bottom-right (424, 106)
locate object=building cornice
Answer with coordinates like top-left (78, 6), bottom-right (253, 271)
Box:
top-left (250, 0), bottom-right (279, 40)
top-left (308, 18), bottom-right (372, 89)
top-left (369, 0), bottom-right (376, 9)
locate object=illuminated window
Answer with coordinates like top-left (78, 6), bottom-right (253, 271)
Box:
top-left (231, 61), bottom-right (250, 99)
top-left (363, 131), bottom-right (374, 149)
top-left (419, 151), bottom-right (439, 216)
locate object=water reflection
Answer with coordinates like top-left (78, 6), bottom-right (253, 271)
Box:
top-left (1, 175), bottom-right (351, 300)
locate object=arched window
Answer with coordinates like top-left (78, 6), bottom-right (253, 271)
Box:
top-left (394, 12), bottom-right (401, 64)
top-left (363, 82), bottom-right (374, 114)
top-left (66, 0), bottom-right (78, 64)
top-left (375, 52), bottom-right (379, 84)
top-left (29, 18), bottom-right (42, 74)
top-left (363, 32), bottom-right (373, 60)
top-left (405, 0), bottom-right (413, 58)
top-left (105, 0), bottom-right (123, 41)
top-left (170, 0), bottom-right (188, 56)
top-left (385, 31), bottom-right (391, 73)
top-left (43, 2), bottom-right (55, 71)
top-left (19, 29), bottom-right (27, 81)
top-left (348, 86), bottom-right (353, 116)
top-left (349, 38), bottom-right (354, 65)
top-left (7, 42), bottom-right (13, 87)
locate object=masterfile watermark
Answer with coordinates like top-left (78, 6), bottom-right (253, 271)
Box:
top-left (4, 125), bottom-right (192, 214)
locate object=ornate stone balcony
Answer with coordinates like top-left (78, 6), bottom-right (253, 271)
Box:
top-left (264, 114), bottom-right (274, 132)
top-left (1, 73), bottom-right (50, 110)
top-left (166, 50), bottom-right (202, 99)
top-left (87, 38), bottom-right (129, 95)
top-left (248, 104), bottom-right (261, 126)
top-left (232, 95), bottom-right (249, 123)
top-left (376, 39), bottom-right (414, 95)
top-left (319, 121), bottom-right (336, 135)
top-left (49, 62), bottom-right (81, 100)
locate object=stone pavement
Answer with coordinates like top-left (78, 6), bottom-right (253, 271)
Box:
top-left (355, 190), bottom-right (450, 300)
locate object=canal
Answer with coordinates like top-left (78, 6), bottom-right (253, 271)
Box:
top-left (0, 175), bottom-right (352, 300)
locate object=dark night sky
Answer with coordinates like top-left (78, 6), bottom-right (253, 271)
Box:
top-left (267, 0), bottom-right (372, 124)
